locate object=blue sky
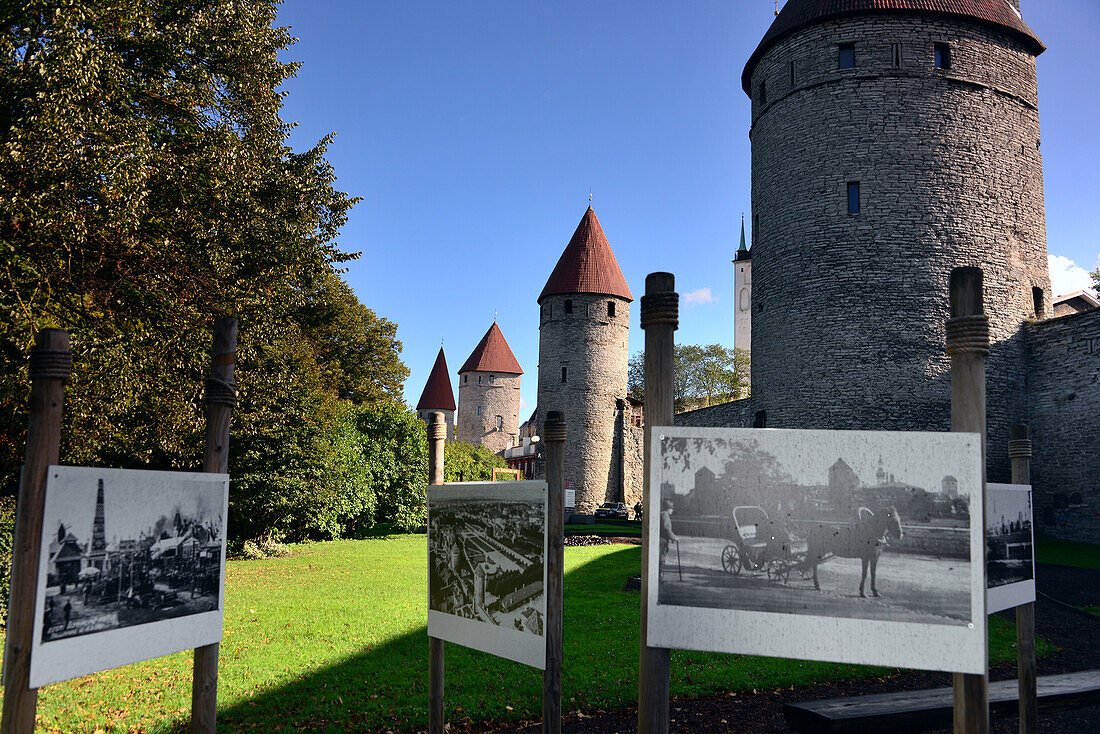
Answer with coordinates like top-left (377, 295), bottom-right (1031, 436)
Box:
top-left (274, 1), bottom-right (1100, 415)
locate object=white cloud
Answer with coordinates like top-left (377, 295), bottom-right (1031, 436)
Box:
top-left (682, 287), bottom-right (719, 306)
top-left (1048, 253), bottom-right (1098, 298)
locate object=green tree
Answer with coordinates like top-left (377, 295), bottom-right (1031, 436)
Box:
top-left (443, 440), bottom-right (509, 483)
top-left (0, 1), bottom-right (416, 543)
top-left (628, 344), bottom-right (750, 412)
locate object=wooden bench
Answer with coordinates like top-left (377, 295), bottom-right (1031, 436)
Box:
top-left (783, 670), bottom-right (1100, 733)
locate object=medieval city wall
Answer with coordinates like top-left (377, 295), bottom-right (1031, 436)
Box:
top-left (747, 15), bottom-right (1049, 483)
top-left (674, 397), bottom-right (753, 428)
top-left (1025, 309), bottom-right (1100, 542)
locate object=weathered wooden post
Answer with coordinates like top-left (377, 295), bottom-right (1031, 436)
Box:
top-left (1008, 424), bottom-right (1037, 734)
top-left (192, 317), bottom-right (237, 734)
top-left (638, 272), bottom-right (677, 734)
top-left (543, 410), bottom-right (566, 734)
top-left (947, 267), bottom-right (989, 734)
top-left (1, 329), bottom-right (71, 734)
top-left (427, 411), bottom-right (447, 734)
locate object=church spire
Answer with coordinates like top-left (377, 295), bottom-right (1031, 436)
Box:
top-left (735, 213), bottom-right (752, 262)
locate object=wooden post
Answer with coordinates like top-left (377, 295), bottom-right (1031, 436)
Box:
top-left (638, 272), bottom-right (677, 734)
top-left (543, 411), bottom-right (566, 734)
top-left (427, 412), bottom-right (446, 734)
top-left (947, 268), bottom-right (989, 734)
top-left (1008, 425), bottom-right (1037, 734)
top-left (191, 317), bottom-right (237, 734)
top-left (1, 329), bottom-right (71, 734)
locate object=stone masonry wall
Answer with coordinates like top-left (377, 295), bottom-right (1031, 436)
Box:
top-left (537, 292), bottom-right (631, 514)
top-left (675, 397), bottom-right (754, 428)
top-left (1024, 309), bottom-right (1100, 543)
top-left (748, 15), bottom-right (1049, 484)
top-left (456, 371), bottom-right (521, 454)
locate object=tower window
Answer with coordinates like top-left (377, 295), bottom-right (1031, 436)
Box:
top-left (478, 375), bottom-right (482, 384)
top-left (477, 405), bottom-right (482, 416)
top-left (847, 182), bottom-right (860, 214)
top-left (608, 301), bottom-right (616, 318)
top-left (759, 79), bottom-right (767, 104)
top-left (489, 374), bottom-right (495, 383)
top-left (1032, 287), bottom-right (1044, 318)
top-left (496, 415), bottom-right (503, 431)
top-left (838, 43), bottom-right (856, 69)
top-left (561, 366), bottom-right (567, 383)
top-left (892, 43), bottom-right (902, 68)
top-left (789, 59), bottom-right (796, 86)
top-left (753, 410), bottom-right (767, 428)
top-left (564, 299), bottom-right (573, 314)
top-left (464, 375), bottom-right (467, 383)
top-left (934, 43), bottom-right (951, 70)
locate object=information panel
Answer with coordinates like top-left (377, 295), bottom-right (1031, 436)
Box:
top-left (646, 427), bottom-right (986, 675)
top-left (427, 481), bottom-right (547, 669)
top-left (986, 483), bottom-right (1035, 614)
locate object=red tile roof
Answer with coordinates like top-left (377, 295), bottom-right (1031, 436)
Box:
top-left (743, 0), bottom-right (1044, 94)
top-left (538, 206), bottom-right (633, 304)
top-left (416, 347), bottom-right (456, 411)
top-left (458, 322), bottom-right (523, 375)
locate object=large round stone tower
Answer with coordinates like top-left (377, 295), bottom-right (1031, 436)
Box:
top-left (744, 0), bottom-right (1050, 481)
top-left (537, 207), bottom-right (633, 513)
top-left (456, 322), bottom-right (523, 454)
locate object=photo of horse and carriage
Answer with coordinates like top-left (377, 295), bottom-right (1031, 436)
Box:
top-left (654, 429), bottom-right (980, 627)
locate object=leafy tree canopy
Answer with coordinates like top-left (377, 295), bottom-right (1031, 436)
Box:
top-left (443, 439), bottom-right (508, 483)
top-left (629, 344), bottom-right (749, 413)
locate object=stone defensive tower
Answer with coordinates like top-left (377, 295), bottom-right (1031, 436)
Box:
top-left (456, 322), bottom-right (523, 454)
top-left (744, 0), bottom-right (1049, 480)
top-left (415, 347), bottom-right (456, 440)
top-left (537, 207), bottom-right (633, 513)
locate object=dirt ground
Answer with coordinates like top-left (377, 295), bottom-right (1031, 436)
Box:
top-left (484, 548), bottom-right (1100, 733)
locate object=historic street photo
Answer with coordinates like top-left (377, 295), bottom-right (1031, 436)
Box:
top-left (30, 466), bottom-right (228, 687)
top-left (646, 427), bottom-right (985, 674)
top-left (427, 481), bottom-right (547, 669)
top-left (986, 483), bottom-right (1035, 613)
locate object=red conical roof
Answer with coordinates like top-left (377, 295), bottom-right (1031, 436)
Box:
top-left (416, 348), bottom-right (456, 411)
top-left (743, 0), bottom-right (1044, 94)
top-left (458, 322), bottom-right (523, 375)
top-left (538, 206), bottom-right (633, 304)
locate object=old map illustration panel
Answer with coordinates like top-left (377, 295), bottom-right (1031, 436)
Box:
top-left (428, 481), bottom-right (547, 669)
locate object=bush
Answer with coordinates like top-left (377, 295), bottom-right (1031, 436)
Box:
top-left (443, 440), bottom-right (509, 483)
top-left (240, 533), bottom-right (292, 560)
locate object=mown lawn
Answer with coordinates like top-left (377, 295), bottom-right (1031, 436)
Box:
top-left (5, 536), bottom-right (1036, 733)
top-left (1035, 533), bottom-right (1100, 570)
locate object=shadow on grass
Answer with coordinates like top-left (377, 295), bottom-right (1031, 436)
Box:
top-left (175, 544), bottom-right (642, 734)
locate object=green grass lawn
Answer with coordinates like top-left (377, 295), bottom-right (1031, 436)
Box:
top-left (565, 521), bottom-right (641, 536)
top-left (1035, 533), bottom-right (1100, 570)
top-left (5, 537), bottom-right (1038, 733)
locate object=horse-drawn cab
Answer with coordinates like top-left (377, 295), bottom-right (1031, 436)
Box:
top-left (720, 506), bottom-right (804, 582)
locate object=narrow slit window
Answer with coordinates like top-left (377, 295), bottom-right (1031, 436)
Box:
top-left (561, 366), bottom-right (567, 383)
top-left (935, 43), bottom-right (951, 70)
top-left (789, 59), bottom-right (796, 86)
top-left (608, 301), bottom-right (616, 318)
top-left (892, 43), bottom-right (902, 68)
top-left (564, 299), bottom-right (573, 314)
top-left (847, 182), bottom-right (860, 214)
top-left (477, 405), bottom-right (482, 416)
top-left (496, 416), bottom-right (503, 431)
top-left (1032, 287), bottom-right (1044, 318)
top-left (759, 79), bottom-right (767, 104)
top-left (839, 43), bottom-right (856, 69)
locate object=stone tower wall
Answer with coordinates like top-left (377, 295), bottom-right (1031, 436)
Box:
top-left (537, 292), bottom-right (631, 513)
top-left (747, 15), bottom-right (1050, 483)
top-left (735, 257), bottom-right (753, 353)
top-left (456, 372), bottom-right (521, 454)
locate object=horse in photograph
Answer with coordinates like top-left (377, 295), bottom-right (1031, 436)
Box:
top-left (806, 507), bottom-right (903, 598)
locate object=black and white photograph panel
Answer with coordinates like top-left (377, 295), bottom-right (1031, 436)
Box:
top-left (986, 483), bottom-right (1035, 613)
top-left (427, 480), bottom-right (547, 669)
top-left (647, 427), bottom-right (986, 674)
top-left (30, 466), bottom-right (228, 688)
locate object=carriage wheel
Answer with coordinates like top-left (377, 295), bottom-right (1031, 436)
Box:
top-left (767, 560), bottom-right (790, 583)
top-left (721, 545), bottom-right (741, 574)
top-left (796, 561), bottom-right (813, 580)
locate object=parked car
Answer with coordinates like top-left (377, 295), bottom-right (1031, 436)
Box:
top-left (594, 502), bottom-right (629, 520)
